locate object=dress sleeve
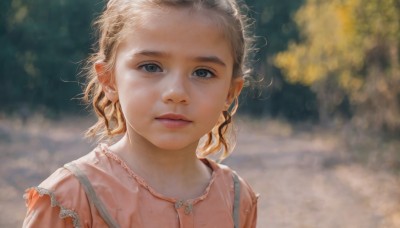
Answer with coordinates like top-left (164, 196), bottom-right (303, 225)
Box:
top-left (22, 167), bottom-right (92, 228)
top-left (241, 195), bottom-right (258, 228)
top-left (23, 187), bottom-right (78, 228)
top-left (238, 176), bottom-right (259, 228)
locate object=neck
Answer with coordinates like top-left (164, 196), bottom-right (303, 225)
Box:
top-left (109, 132), bottom-right (212, 199)
top-left (109, 133), bottom-right (209, 183)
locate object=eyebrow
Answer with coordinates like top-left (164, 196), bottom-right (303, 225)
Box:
top-left (132, 50), bottom-right (168, 58)
top-left (193, 56), bottom-right (227, 67)
top-left (131, 50), bottom-right (227, 67)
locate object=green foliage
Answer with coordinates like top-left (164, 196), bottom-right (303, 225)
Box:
top-left (0, 0), bottom-right (329, 125)
top-left (2, 0), bottom-right (315, 121)
top-left (1, 0), bottom-right (102, 114)
top-left (241, 0), bottom-right (319, 121)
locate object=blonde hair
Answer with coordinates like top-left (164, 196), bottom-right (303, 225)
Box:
top-left (83, 0), bottom-right (254, 160)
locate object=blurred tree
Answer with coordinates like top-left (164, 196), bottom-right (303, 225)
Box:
top-left (1, 0), bottom-right (316, 121)
top-left (1, 0), bottom-right (320, 122)
top-left (1, 0), bottom-right (102, 114)
top-left (275, 0), bottom-right (400, 131)
top-left (241, 0), bottom-right (319, 121)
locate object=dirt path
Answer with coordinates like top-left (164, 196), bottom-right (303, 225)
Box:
top-left (1, 116), bottom-right (399, 227)
top-left (226, 119), bottom-right (400, 227)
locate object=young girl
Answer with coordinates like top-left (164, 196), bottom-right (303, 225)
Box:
top-left (23, 0), bottom-right (258, 227)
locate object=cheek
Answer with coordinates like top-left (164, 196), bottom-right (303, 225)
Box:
top-left (117, 83), bottom-right (155, 114)
top-left (195, 88), bottom-right (228, 116)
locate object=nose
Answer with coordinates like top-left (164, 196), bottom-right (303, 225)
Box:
top-left (161, 73), bottom-right (190, 104)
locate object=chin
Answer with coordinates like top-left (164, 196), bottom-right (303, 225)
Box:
top-left (152, 140), bottom-right (198, 152)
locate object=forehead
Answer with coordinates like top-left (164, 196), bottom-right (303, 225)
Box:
top-left (117, 6), bottom-right (233, 64)
top-left (138, 5), bottom-right (224, 29)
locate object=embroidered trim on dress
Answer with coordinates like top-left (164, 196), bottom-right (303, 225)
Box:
top-left (99, 143), bottom-right (217, 205)
top-left (24, 187), bottom-right (81, 228)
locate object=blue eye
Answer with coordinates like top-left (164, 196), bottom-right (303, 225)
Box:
top-left (139, 63), bottom-right (162, 73)
top-left (193, 69), bottom-right (214, 78)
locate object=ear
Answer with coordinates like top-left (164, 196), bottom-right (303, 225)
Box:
top-left (225, 77), bottom-right (244, 109)
top-left (95, 61), bottom-right (118, 102)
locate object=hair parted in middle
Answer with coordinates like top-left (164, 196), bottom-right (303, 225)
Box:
top-left (83, 0), bottom-right (254, 161)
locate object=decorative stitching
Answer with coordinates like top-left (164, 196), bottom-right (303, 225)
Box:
top-left (174, 200), bottom-right (193, 215)
top-left (99, 144), bottom-right (217, 205)
top-left (24, 187), bottom-right (81, 228)
top-left (174, 200), bottom-right (184, 209)
top-left (232, 172), bottom-right (241, 228)
top-left (64, 162), bottom-right (119, 228)
top-left (184, 202), bottom-right (193, 215)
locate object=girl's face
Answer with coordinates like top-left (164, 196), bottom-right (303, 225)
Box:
top-left (98, 6), bottom-right (243, 151)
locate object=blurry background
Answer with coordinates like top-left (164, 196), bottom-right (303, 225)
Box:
top-left (1, 0), bottom-right (399, 227)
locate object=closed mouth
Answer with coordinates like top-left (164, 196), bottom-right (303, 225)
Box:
top-left (155, 113), bottom-right (192, 122)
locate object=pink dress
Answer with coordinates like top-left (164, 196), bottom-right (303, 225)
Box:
top-left (23, 144), bottom-right (258, 227)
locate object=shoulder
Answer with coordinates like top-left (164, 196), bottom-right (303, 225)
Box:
top-left (23, 146), bottom-right (109, 227)
top-left (35, 144), bottom-right (117, 203)
top-left (37, 145), bottom-right (111, 192)
top-left (207, 159), bottom-right (259, 206)
top-left (223, 163), bottom-right (258, 202)
top-left (206, 159), bottom-right (259, 227)
top-left (24, 166), bottom-right (89, 227)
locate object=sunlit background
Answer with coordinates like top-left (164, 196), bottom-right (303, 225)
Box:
top-left (1, 0), bottom-right (399, 227)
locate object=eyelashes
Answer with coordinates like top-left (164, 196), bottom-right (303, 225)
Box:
top-left (193, 69), bottom-right (215, 78)
top-left (138, 63), bottom-right (216, 79)
top-left (138, 63), bottom-right (163, 73)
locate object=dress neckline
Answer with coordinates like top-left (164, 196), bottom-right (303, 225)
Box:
top-left (98, 143), bottom-right (219, 205)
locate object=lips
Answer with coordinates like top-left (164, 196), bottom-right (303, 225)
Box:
top-left (155, 113), bottom-right (192, 128)
top-left (156, 113), bottom-right (191, 121)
